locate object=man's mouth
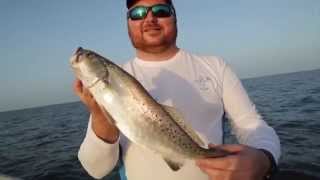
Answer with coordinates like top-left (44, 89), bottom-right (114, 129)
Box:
top-left (143, 26), bottom-right (161, 32)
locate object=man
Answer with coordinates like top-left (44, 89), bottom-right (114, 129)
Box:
top-left (73, 0), bottom-right (281, 179)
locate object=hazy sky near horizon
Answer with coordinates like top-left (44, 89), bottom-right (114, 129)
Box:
top-left (1, 0), bottom-right (320, 112)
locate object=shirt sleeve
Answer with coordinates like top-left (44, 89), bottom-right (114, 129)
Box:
top-left (221, 63), bottom-right (281, 163)
top-left (78, 115), bottom-right (120, 179)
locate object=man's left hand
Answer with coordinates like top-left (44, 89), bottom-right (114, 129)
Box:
top-left (196, 144), bottom-right (271, 180)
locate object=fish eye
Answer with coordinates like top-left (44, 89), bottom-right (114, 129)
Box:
top-left (86, 52), bottom-right (95, 58)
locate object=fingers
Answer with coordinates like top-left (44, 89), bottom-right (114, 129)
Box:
top-left (209, 144), bottom-right (244, 153)
top-left (199, 167), bottom-right (253, 180)
top-left (73, 79), bottom-right (93, 98)
top-left (73, 79), bottom-right (83, 95)
top-left (196, 144), bottom-right (246, 171)
top-left (197, 144), bottom-right (264, 180)
top-left (196, 155), bottom-right (238, 171)
top-left (198, 167), bottom-right (230, 180)
top-left (73, 79), bottom-right (96, 108)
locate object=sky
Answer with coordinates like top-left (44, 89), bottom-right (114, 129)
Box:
top-left (0, 0), bottom-right (319, 112)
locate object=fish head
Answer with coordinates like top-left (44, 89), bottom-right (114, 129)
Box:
top-left (70, 47), bottom-right (110, 88)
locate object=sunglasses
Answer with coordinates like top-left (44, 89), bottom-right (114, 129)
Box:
top-left (127, 4), bottom-right (175, 21)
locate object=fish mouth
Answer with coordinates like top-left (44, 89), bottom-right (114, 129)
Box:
top-left (70, 47), bottom-right (83, 66)
top-left (70, 54), bottom-right (78, 67)
top-left (75, 47), bottom-right (84, 55)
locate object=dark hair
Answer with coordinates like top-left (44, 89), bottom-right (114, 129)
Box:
top-left (126, 0), bottom-right (173, 9)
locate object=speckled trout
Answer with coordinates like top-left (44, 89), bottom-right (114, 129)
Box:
top-left (70, 47), bottom-right (230, 171)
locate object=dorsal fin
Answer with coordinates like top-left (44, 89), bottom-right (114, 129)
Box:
top-left (161, 104), bottom-right (206, 148)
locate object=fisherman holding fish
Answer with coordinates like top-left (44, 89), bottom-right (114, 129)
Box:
top-left (72, 0), bottom-right (281, 179)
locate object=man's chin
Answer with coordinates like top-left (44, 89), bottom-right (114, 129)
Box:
top-left (131, 37), bottom-right (173, 52)
top-left (142, 37), bottom-right (166, 47)
top-left (143, 34), bottom-right (163, 42)
top-left (137, 43), bottom-right (171, 53)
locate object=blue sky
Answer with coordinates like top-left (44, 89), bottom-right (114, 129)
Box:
top-left (0, 0), bottom-right (319, 112)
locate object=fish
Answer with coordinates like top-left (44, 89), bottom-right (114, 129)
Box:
top-left (70, 47), bottom-right (231, 171)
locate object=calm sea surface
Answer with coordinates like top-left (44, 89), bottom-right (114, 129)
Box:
top-left (1, 69), bottom-right (319, 180)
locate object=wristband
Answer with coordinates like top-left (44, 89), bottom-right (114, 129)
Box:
top-left (259, 149), bottom-right (278, 180)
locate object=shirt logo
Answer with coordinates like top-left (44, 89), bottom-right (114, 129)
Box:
top-left (194, 76), bottom-right (212, 92)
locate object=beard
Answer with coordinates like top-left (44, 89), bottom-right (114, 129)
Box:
top-left (128, 23), bottom-right (178, 53)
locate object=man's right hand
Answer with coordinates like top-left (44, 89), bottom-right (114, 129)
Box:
top-left (73, 79), bottom-right (119, 143)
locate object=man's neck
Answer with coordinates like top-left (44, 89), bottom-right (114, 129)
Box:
top-left (136, 45), bottom-right (179, 61)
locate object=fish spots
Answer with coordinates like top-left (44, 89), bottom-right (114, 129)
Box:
top-left (182, 143), bottom-right (188, 149)
top-left (160, 126), bottom-right (170, 134)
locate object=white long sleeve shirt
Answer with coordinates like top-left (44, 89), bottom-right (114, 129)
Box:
top-left (78, 49), bottom-right (281, 179)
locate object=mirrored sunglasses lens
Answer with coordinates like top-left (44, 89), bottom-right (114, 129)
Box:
top-left (152, 5), bottom-right (172, 17)
top-left (130, 7), bottom-right (147, 20)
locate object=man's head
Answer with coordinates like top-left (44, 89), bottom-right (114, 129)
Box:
top-left (126, 0), bottom-right (173, 9)
top-left (126, 0), bottom-right (178, 54)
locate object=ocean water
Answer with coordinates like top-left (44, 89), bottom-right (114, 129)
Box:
top-left (0, 69), bottom-right (319, 180)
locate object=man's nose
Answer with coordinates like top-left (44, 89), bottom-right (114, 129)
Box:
top-left (144, 9), bottom-right (157, 22)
